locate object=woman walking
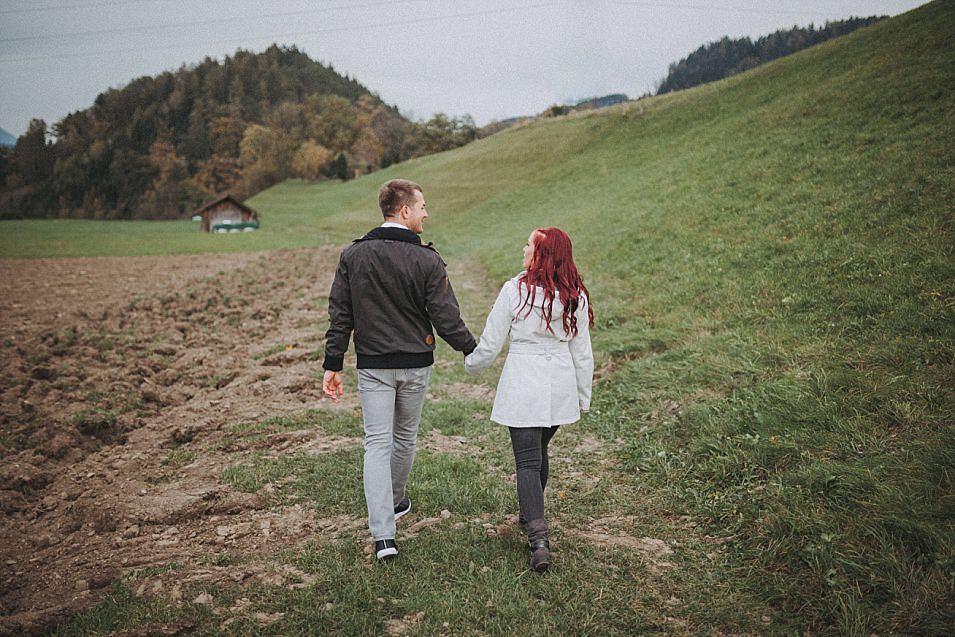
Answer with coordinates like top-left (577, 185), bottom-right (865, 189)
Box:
top-left (465, 227), bottom-right (594, 571)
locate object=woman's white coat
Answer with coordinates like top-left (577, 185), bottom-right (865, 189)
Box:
top-left (465, 274), bottom-right (593, 427)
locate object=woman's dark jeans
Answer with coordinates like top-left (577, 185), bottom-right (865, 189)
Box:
top-left (508, 426), bottom-right (559, 522)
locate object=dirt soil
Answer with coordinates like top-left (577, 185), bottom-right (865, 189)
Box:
top-left (0, 248), bottom-right (367, 635)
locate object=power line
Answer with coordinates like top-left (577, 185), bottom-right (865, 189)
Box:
top-left (0, 0), bottom-right (408, 16)
top-left (0, 0), bottom-right (888, 18)
top-left (0, 2), bottom-right (559, 64)
top-left (0, 0), bottom-right (170, 16)
top-left (0, 0), bottom-right (431, 44)
top-left (0, 1), bottom-right (873, 44)
top-left (610, 1), bottom-right (847, 18)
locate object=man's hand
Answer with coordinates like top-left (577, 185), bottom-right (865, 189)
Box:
top-left (323, 371), bottom-right (343, 402)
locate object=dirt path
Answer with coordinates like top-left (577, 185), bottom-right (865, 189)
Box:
top-left (0, 248), bottom-right (365, 635)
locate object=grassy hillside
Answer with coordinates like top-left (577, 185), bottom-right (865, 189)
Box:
top-left (15, 1), bottom-right (955, 633)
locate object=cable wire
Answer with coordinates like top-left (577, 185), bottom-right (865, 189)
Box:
top-left (1, 0), bottom-right (175, 16)
top-left (610, 1), bottom-right (847, 18)
top-left (0, 0), bottom-right (431, 43)
top-left (0, 2), bottom-right (559, 64)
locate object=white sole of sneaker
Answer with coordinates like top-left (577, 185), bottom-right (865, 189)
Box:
top-left (394, 500), bottom-right (411, 520)
top-left (376, 547), bottom-right (398, 560)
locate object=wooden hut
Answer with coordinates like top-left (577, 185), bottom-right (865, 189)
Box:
top-left (194, 194), bottom-right (260, 233)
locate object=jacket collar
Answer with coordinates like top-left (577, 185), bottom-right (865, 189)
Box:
top-left (357, 225), bottom-right (423, 245)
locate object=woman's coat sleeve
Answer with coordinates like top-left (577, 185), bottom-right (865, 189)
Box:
top-left (569, 296), bottom-right (594, 411)
top-left (464, 282), bottom-right (514, 375)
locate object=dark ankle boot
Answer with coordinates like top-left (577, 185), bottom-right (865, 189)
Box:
top-left (525, 519), bottom-right (550, 572)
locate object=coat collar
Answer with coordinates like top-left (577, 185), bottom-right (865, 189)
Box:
top-left (357, 225), bottom-right (423, 245)
top-left (354, 225), bottom-right (443, 263)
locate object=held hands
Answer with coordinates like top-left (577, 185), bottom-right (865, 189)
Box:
top-left (323, 370), bottom-right (343, 402)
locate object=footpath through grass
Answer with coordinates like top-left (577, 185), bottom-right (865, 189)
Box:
top-left (30, 1), bottom-right (955, 634)
top-left (57, 277), bottom-right (756, 636)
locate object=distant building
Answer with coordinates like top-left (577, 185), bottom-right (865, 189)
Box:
top-left (193, 194), bottom-right (260, 233)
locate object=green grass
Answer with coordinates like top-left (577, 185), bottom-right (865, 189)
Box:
top-left (222, 448), bottom-right (364, 513)
top-left (24, 2), bottom-right (955, 634)
top-left (161, 448), bottom-right (198, 467)
top-left (276, 532), bottom-right (675, 636)
top-left (227, 409), bottom-right (365, 437)
top-left (0, 198), bottom-right (300, 259)
top-left (59, 533), bottom-right (687, 636)
top-left (52, 583), bottom-right (209, 637)
top-left (221, 449), bottom-right (511, 519)
top-left (416, 399), bottom-right (490, 437)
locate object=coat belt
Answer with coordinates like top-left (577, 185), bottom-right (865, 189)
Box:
top-left (507, 341), bottom-right (571, 355)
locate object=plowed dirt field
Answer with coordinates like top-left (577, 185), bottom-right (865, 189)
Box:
top-left (0, 248), bottom-right (367, 635)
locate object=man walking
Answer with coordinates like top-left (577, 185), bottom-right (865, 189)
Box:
top-left (322, 179), bottom-right (476, 561)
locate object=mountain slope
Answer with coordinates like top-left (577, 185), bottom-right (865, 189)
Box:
top-left (0, 45), bottom-right (413, 220)
top-left (252, 3), bottom-right (953, 631)
top-left (656, 16), bottom-right (886, 94)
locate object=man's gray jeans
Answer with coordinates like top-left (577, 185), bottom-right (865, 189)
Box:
top-left (357, 367), bottom-right (431, 541)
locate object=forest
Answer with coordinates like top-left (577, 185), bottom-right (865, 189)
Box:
top-left (0, 45), bottom-right (477, 220)
top-left (656, 16), bottom-right (884, 94)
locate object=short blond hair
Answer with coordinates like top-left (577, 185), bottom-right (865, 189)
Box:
top-left (378, 179), bottom-right (422, 218)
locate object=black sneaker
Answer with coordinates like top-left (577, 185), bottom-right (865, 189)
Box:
top-left (375, 539), bottom-right (398, 561)
top-left (394, 497), bottom-right (411, 520)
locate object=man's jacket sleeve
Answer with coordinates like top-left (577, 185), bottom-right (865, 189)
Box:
top-left (425, 259), bottom-right (477, 355)
top-left (322, 255), bottom-right (353, 371)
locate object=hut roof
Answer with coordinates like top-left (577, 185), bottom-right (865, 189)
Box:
top-left (193, 194), bottom-right (259, 219)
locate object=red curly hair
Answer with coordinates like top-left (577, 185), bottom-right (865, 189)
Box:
top-left (517, 227), bottom-right (594, 336)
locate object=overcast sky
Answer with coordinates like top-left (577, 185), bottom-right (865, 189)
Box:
top-left (0, 0), bottom-right (927, 137)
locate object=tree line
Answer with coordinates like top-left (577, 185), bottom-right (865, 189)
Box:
top-left (0, 45), bottom-right (478, 220)
top-left (656, 16), bottom-right (885, 95)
